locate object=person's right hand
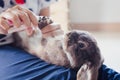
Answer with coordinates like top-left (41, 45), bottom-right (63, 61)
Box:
top-left (0, 5), bottom-right (38, 35)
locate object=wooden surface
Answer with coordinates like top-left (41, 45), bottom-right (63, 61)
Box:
top-left (69, 23), bottom-right (120, 32)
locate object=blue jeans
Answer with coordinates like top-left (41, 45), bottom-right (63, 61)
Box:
top-left (0, 45), bottom-right (120, 80)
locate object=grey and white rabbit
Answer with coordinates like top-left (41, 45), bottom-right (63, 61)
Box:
top-left (13, 16), bottom-right (104, 80)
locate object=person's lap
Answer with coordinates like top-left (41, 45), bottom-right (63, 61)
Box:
top-left (0, 45), bottom-right (77, 80)
top-left (0, 44), bottom-right (120, 80)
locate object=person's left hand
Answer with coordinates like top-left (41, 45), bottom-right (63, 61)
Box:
top-left (0, 5), bottom-right (38, 35)
top-left (41, 23), bottom-right (64, 38)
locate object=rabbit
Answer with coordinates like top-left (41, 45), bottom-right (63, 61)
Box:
top-left (12, 16), bottom-right (104, 80)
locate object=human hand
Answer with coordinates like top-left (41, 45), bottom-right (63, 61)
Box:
top-left (0, 5), bottom-right (38, 35)
top-left (41, 23), bottom-right (64, 38)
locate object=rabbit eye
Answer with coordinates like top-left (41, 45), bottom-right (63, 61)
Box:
top-left (78, 41), bottom-right (88, 50)
top-left (79, 43), bottom-right (84, 48)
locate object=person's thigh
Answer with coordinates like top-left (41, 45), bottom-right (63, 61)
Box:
top-left (1, 45), bottom-right (120, 80)
top-left (0, 45), bottom-right (76, 80)
top-left (98, 64), bottom-right (120, 80)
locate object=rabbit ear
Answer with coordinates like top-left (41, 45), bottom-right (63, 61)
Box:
top-left (77, 62), bottom-right (99, 80)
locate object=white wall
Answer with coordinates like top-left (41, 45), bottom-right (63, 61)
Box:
top-left (50, 0), bottom-right (69, 32)
top-left (93, 33), bottom-right (120, 72)
top-left (70, 0), bottom-right (120, 23)
top-left (69, 0), bottom-right (120, 72)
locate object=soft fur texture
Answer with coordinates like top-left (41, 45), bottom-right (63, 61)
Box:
top-left (13, 17), bottom-right (104, 80)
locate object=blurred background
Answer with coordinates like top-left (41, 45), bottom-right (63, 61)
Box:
top-left (50, 0), bottom-right (120, 72)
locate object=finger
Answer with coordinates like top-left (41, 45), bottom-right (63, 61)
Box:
top-left (16, 6), bottom-right (38, 27)
top-left (24, 9), bottom-right (38, 27)
top-left (0, 17), bottom-right (10, 31)
top-left (10, 10), bottom-right (23, 27)
top-left (16, 10), bottom-right (31, 27)
top-left (0, 26), bottom-right (8, 34)
top-left (10, 6), bottom-right (33, 35)
top-left (1, 11), bottom-right (21, 28)
top-left (41, 23), bottom-right (61, 34)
